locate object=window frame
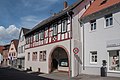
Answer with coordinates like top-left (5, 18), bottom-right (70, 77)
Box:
top-left (61, 19), bottom-right (67, 33)
top-left (32, 52), bottom-right (37, 61)
top-left (39, 51), bottom-right (46, 61)
top-left (40, 30), bottom-right (44, 40)
top-left (90, 51), bottom-right (97, 64)
top-left (28, 52), bottom-right (30, 61)
top-left (53, 23), bottom-right (58, 36)
top-left (105, 14), bottom-right (113, 28)
top-left (90, 20), bottom-right (96, 31)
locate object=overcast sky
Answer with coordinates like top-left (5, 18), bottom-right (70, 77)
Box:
top-left (0, 0), bottom-right (77, 45)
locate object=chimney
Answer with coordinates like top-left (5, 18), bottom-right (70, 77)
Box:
top-left (64, 1), bottom-right (68, 9)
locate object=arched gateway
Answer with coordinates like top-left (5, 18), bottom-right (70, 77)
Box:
top-left (49, 45), bottom-right (69, 73)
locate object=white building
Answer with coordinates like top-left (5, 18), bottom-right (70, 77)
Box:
top-left (8, 39), bottom-right (19, 67)
top-left (17, 28), bottom-right (30, 69)
top-left (0, 53), bottom-right (3, 64)
top-left (24, 0), bottom-right (94, 77)
top-left (80, 0), bottom-right (120, 77)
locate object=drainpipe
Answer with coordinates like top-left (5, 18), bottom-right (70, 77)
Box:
top-left (78, 19), bottom-right (85, 70)
top-left (67, 10), bottom-right (73, 78)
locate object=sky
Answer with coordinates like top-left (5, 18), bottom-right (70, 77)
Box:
top-left (0, 0), bottom-right (77, 45)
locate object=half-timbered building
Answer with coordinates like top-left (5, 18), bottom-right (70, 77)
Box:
top-left (25, 0), bottom-right (94, 77)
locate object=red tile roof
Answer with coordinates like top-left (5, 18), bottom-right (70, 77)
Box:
top-left (0, 46), bottom-right (4, 53)
top-left (81, 0), bottom-right (120, 18)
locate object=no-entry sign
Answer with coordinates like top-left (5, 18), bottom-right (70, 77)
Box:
top-left (73, 47), bottom-right (79, 54)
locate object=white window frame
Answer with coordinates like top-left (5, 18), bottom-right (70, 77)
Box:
top-left (108, 50), bottom-right (120, 72)
top-left (40, 30), bottom-right (44, 40)
top-left (35, 33), bottom-right (39, 42)
top-left (61, 19), bottom-right (67, 33)
top-left (39, 51), bottom-right (46, 61)
top-left (105, 14), bottom-right (113, 28)
top-left (90, 51), bottom-right (97, 64)
top-left (90, 20), bottom-right (96, 31)
top-left (53, 24), bottom-right (58, 36)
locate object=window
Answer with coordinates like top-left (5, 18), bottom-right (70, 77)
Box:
top-left (32, 52), bottom-right (37, 61)
top-left (26, 38), bottom-right (27, 44)
top-left (85, 5), bottom-right (86, 9)
top-left (28, 52), bottom-right (30, 61)
top-left (90, 20), bottom-right (96, 31)
top-left (90, 1), bottom-right (92, 5)
top-left (43, 51), bottom-right (46, 61)
top-left (53, 24), bottom-right (58, 36)
top-left (40, 30), bottom-right (44, 40)
top-left (35, 33), bottom-right (39, 42)
top-left (30, 36), bottom-right (33, 43)
top-left (105, 14), bottom-right (113, 27)
top-left (11, 48), bottom-right (14, 50)
top-left (39, 51), bottom-right (46, 61)
top-left (61, 20), bottom-right (67, 33)
top-left (109, 50), bottom-right (120, 71)
top-left (13, 53), bottom-right (15, 56)
top-left (90, 51), bottom-right (97, 63)
top-left (9, 53), bottom-right (11, 57)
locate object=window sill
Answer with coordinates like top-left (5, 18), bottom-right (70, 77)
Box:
top-left (89, 30), bottom-right (96, 33)
top-left (107, 70), bottom-right (120, 73)
top-left (104, 25), bottom-right (113, 29)
top-left (90, 62), bottom-right (97, 65)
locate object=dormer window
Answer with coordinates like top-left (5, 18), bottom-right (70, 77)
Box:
top-left (100, 0), bottom-right (108, 5)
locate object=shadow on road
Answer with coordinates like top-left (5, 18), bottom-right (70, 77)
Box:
top-left (0, 67), bottom-right (53, 80)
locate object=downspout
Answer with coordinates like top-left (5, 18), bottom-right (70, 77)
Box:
top-left (78, 19), bottom-right (85, 70)
top-left (67, 10), bottom-right (73, 78)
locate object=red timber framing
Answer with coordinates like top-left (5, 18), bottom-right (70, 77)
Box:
top-left (25, 18), bottom-right (71, 49)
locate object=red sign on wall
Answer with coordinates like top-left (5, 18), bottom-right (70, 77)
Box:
top-left (73, 47), bottom-right (79, 54)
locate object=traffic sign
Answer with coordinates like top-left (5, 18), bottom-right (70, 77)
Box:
top-left (73, 47), bottom-right (79, 54)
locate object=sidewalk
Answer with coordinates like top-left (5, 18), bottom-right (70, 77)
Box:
top-left (71, 74), bottom-right (120, 80)
top-left (38, 72), bottom-right (120, 80)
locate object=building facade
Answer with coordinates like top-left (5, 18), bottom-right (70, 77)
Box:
top-left (2, 44), bottom-right (10, 67)
top-left (8, 39), bottom-right (19, 67)
top-left (17, 28), bottom-right (30, 69)
top-left (80, 0), bottom-right (120, 77)
top-left (0, 46), bottom-right (4, 65)
top-left (24, 0), bottom-right (94, 77)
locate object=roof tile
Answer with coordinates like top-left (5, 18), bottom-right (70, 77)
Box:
top-left (81, 0), bottom-right (120, 18)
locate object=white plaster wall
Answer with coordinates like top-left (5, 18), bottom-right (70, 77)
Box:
top-left (17, 30), bottom-right (25, 58)
top-left (82, 9), bottom-right (120, 77)
top-left (25, 40), bottom-right (71, 73)
top-left (9, 42), bottom-right (17, 59)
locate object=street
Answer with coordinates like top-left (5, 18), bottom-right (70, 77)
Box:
top-left (0, 67), bottom-right (53, 80)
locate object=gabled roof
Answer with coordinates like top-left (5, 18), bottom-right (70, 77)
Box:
top-left (11, 39), bottom-right (19, 51)
top-left (25, 0), bottom-right (83, 35)
top-left (81, 0), bottom-right (120, 18)
top-left (22, 27), bottom-right (30, 34)
top-left (3, 44), bottom-right (10, 50)
top-left (0, 46), bottom-right (4, 53)
top-left (19, 27), bottom-right (30, 40)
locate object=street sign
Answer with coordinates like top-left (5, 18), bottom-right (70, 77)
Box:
top-left (73, 47), bottom-right (79, 54)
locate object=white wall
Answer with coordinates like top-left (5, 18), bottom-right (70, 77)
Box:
top-left (82, 8), bottom-right (120, 77)
top-left (17, 30), bottom-right (25, 58)
top-left (25, 40), bottom-right (71, 73)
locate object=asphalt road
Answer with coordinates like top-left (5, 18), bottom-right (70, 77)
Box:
top-left (0, 67), bottom-right (53, 80)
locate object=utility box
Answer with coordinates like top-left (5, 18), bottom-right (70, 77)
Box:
top-left (101, 66), bottom-right (107, 77)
